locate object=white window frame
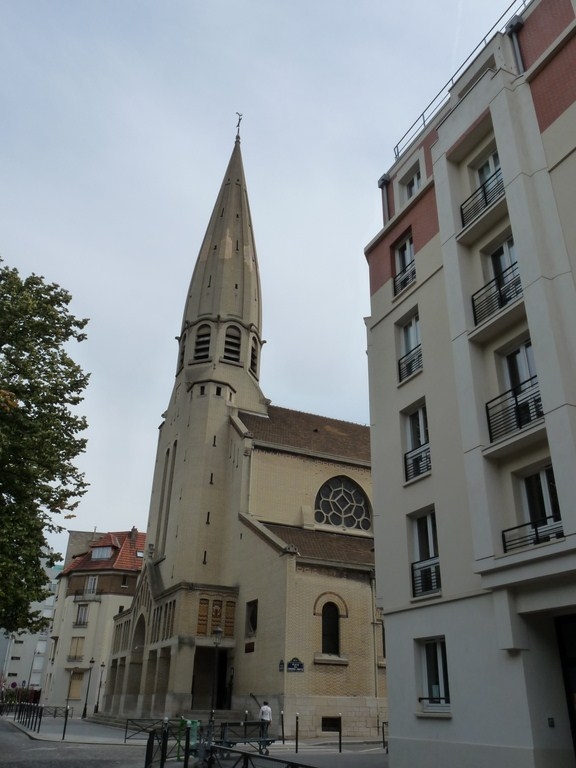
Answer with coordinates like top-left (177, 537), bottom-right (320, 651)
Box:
top-left (522, 464), bottom-right (561, 530)
top-left (405, 168), bottom-right (422, 200)
top-left (420, 637), bottom-right (450, 711)
top-left (402, 313), bottom-right (420, 355)
top-left (407, 405), bottom-right (429, 451)
top-left (85, 575), bottom-right (98, 594)
top-left (477, 150), bottom-right (500, 186)
top-left (396, 235), bottom-right (414, 274)
top-left (505, 339), bottom-right (536, 391)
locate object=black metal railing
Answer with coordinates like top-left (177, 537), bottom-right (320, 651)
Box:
top-left (461, 168), bottom-right (504, 227)
top-left (404, 443), bottom-right (431, 481)
top-left (398, 345), bottom-right (423, 382)
top-left (393, 261), bottom-right (416, 295)
top-left (411, 557), bottom-right (441, 597)
top-left (486, 376), bottom-right (543, 442)
top-left (502, 515), bottom-right (564, 552)
top-left (472, 263), bottom-right (523, 325)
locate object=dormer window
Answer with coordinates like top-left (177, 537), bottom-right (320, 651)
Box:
top-left (91, 546), bottom-right (113, 560)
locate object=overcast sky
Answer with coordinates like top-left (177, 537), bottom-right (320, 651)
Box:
top-left (1, 0), bottom-right (519, 555)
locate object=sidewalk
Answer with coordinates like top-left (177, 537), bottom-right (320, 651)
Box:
top-left (9, 713), bottom-right (142, 745)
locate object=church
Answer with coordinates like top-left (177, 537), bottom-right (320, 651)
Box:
top-left (103, 132), bottom-right (385, 738)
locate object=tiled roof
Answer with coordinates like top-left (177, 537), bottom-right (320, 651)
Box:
top-left (62, 528), bottom-right (146, 575)
top-left (264, 523), bottom-right (374, 567)
top-left (239, 406), bottom-right (370, 463)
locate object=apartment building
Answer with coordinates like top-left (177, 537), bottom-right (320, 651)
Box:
top-left (365, 0), bottom-right (576, 765)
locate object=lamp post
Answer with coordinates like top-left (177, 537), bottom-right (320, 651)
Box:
top-left (210, 626), bottom-right (223, 713)
top-left (81, 658), bottom-right (95, 719)
top-left (94, 662), bottom-right (105, 714)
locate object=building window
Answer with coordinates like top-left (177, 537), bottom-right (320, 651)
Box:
top-left (524, 465), bottom-right (562, 534)
top-left (68, 669), bottom-right (84, 700)
top-left (486, 340), bottom-right (543, 442)
top-left (85, 575), bottom-right (98, 594)
top-left (321, 602), bottom-right (340, 655)
top-left (75, 604), bottom-right (89, 626)
top-left (398, 312), bottom-right (422, 382)
top-left (91, 547), bottom-right (112, 560)
top-left (314, 476), bottom-right (371, 531)
top-left (68, 636), bottom-right (85, 662)
top-left (503, 464), bottom-right (563, 552)
top-left (461, 149), bottom-right (504, 227)
top-left (472, 236), bottom-right (522, 325)
top-left (405, 167), bottom-right (421, 200)
top-left (245, 600), bottom-right (258, 637)
top-left (194, 324), bottom-right (211, 361)
top-left (420, 637), bottom-right (450, 711)
top-left (411, 511), bottom-right (441, 597)
top-left (404, 405), bottom-right (431, 481)
top-left (393, 235), bottom-right (416, 295)
top-left (223, 325), bottom-right (241, 362)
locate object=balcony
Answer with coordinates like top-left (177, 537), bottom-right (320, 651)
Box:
top-left (486, 376), bottom-right (543, 443)
top-left (73, 590), bottom-right (102, 602)
top-left (502, 515), bottom-right (564, 553)
top-left (393, 261), bottom-right (416, 296)
top-left (461, 168), bottom-right (504, 228)
top-left (472, 263), bottom-right (523, 326)
top-left (398, 345), bottom-right (423, 382)
top-left (411, 557), bottom-right (441, 597)
top-left (67, 655), bottom-right (83, 662)
top-left (404, 443), bottom-right (431, 482)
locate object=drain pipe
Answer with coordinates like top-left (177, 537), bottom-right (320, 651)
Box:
top-left (506, 15), bottom-right (525, 74)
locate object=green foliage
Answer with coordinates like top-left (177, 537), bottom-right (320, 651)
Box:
top-left (0, 261), bottom-right (89, 633)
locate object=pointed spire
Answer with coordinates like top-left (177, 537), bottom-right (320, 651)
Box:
top-left (183, 135), bottom-right (261, 333)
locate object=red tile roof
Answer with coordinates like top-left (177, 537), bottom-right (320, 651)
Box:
top-left (239, 406), bottom-right (370, 463)
top-left (61, 528), bottom-right (146, 575)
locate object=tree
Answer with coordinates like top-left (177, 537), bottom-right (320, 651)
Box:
top-left (0, 261), bottom-right (89, 633)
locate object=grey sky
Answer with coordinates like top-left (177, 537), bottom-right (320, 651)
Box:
top-left (0, 0), bottom-right (516, 554)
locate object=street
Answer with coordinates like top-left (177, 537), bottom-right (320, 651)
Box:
top-left (0, 717), bottom-right (388, 768)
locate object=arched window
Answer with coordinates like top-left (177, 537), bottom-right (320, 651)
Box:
top-left (314, 476), bottom-right (371, 531)
top-left (223, 326), bottom-right (241, 362)
top-left (250, 338), bottom-right (259, 376)
top-left (177, 333), bottom-right (186, 371)
top-left (194, 325), bottom-right (211, 361)
top-left (322, 602), bottom-right (340, 655)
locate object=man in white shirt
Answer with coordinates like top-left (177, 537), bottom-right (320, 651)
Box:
top-left (259, 701), bottom-right (272, 739)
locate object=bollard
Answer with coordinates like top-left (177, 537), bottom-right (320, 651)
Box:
top-left (183, 721), bottom-right (191, 768)
top-left (281, 710), bottom-right (285, 744)
top-left (37, 705), bottom-right (44, 734)
top-left (144, 729), bottom-right (155, 768)
top-left (295, 712), bottom-right (299, 753)
top-left (160, 721), bottom-right (169, 768)
top-left (62, 706), bottom-right (70, 740)
top-left (338, 713), bottom-right (342, 753)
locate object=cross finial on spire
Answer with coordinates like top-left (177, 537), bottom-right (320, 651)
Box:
top-left (236, 112), bottom-right (243, 137)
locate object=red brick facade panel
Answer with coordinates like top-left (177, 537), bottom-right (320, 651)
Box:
top-left (367, 187), bottom-right (439, 296)
top-left (519, 0), bottom-right (574, 69)
top-left (530, 33), bottom-right (576, 132)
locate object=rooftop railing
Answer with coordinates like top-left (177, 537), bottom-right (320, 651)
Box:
top-left (393, 0), bottom-right (531, 159)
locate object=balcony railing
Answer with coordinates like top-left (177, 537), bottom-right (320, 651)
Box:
top-left (472, 263), bottom-right (523, 325)
top-left (411, 557), bottom-right (441, 597)
top-left (73, 590), bottom-right (102, 602)
top-left (404, 443), bottom-right (431, 481)
top-left (461, 168), bottom-right (504, 227)
top-left (398, 345), bottom-right (423, 382)
top-left (502, 515), bottom-right (564, 552)
top-left (393, 261), bottom-right (416, 295)
top-left (486, 376), bottom-right (543, 442)
top-left (67, 655), bottom-right (83, 662)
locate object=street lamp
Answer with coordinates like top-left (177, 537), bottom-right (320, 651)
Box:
top-left (210, 626), bottom-right (223, 713)
top-left (81, 658), bottom-right (95, 719)
top-left (94, 662), bottom-right (105, 714)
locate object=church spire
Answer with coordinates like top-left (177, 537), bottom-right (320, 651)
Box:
top-left (178, 133), bottom-right (266, 413)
